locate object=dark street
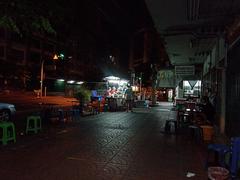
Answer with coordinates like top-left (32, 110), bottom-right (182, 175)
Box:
top-left (1, 0), bottom-right (240, 179)
top-left (0, 103), bottom-right (208, 179)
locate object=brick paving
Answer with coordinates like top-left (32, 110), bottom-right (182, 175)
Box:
top-left (0, 102), bottom-right (209, 180)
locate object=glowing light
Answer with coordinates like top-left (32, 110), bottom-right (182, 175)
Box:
top-left (119, 80), bottom-right (128, 86)
top-left (108, 80), bottom-right (119, 84)
top-left (104, 76), bottom-right (120, 80)
top-left (132, 86), bottom-right (139, 92)
top-left (76, 81), bottom-right (84, 85)
top-left (59, 53), bottom-right (65, 60)
top-left (57, 79), bottom-right (65, 82)
top-left (67, 80), bottom-right (75, 84)
top-left (104, 76), bottom-right (129, 86)
top-left (53, 54), bottom-right (58, 60)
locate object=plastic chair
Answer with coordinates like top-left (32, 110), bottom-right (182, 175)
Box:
top-left (227, 137), bottom-right (240, 179)
top-left (207, 137), bottom-right (240, 179)
top-left (26, 116), bottom-right (42, 134)
top-left (0, 121), bottom-right (16, 145)
top-left (207, 144), bottom-right (230, 167)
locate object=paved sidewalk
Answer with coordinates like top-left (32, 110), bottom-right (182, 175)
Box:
top-left (0, 102), bottom-right (208, 179)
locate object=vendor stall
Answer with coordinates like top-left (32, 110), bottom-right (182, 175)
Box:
top-left (104, 76), bottom-right (129, 111)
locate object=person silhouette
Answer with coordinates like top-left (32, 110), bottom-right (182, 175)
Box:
top-left (125, 84), bottom-right (134, 112)
top-left (202, 96), bottom-right (215, 124)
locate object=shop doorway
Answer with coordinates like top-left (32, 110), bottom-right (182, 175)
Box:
top-left (157, 88), bottom-right (174, 102)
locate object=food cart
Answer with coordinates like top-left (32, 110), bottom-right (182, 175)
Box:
top-left (104, 76), bottom-right (129, 111)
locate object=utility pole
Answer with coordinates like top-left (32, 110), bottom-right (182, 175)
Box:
top-left (40, 59), bottom-right (45, 98)
top-left (139, 72), bottom-right (142, 99)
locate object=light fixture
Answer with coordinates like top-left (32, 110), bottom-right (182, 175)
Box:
top-left (67, 80), bottom-right (75, 84)
top-left (59, 53), bottom-right (65, 60)
top-left (108, 79), bottom-right (119, 84)
top-left (104, 76), bottom-right (120, 80)
top-left (53, 54), bottom-right (58, 60)
top-left (132, 86), bottom-right (139, 92)
top-left (76, 81), bottom-right (84, 85)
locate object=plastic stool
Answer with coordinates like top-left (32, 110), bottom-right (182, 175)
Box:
top-left (26, 116), bottom-right (42, 134)
top-left (206, 137), bottom-right (240, 178)
top-left (0, 121), bottom-right (16, 145)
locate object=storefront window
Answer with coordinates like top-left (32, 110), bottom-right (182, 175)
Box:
top-left (183, 80), bottom-right (201, 97)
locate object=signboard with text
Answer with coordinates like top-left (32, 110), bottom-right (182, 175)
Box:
top-left (175, 66), bottom-right (195, 76)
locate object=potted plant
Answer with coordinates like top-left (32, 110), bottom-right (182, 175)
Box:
top-left (74, 86), bottom-right (91, 113)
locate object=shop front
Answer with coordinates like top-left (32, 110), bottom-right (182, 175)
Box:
top-left (156, 69), bottom-right (175, 102)
top-left (156, 88), bottom-right (174, 102)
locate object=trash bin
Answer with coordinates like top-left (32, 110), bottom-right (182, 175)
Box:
top-left (208, 166), bottom-right (229, 180)
top-left (200, 125), bottom-right (214, 141)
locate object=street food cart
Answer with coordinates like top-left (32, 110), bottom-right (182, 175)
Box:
top-left (104, 76), bottom-right (129, 111)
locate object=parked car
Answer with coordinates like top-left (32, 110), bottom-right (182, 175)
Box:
top-left (0, 103), bottom-right (16, 121)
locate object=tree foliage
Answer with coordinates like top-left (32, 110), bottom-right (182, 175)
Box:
top-left (74, 86), bottom-right (91, 103)
top-left (0, 0), bottom-right (56, 35)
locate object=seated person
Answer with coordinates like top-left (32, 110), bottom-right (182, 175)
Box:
top-left (201, 96), bottom-right (215, 125)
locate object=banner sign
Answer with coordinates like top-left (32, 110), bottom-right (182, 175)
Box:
top-left (157, 70), bottom-right (175, 88)
top-left (175, 66), bottom-right (195, 76)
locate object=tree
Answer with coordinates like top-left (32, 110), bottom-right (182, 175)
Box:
top-left (74, 85), bottom-right (91, 113)
top-left (0, 0), bottom-right (56, 35)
